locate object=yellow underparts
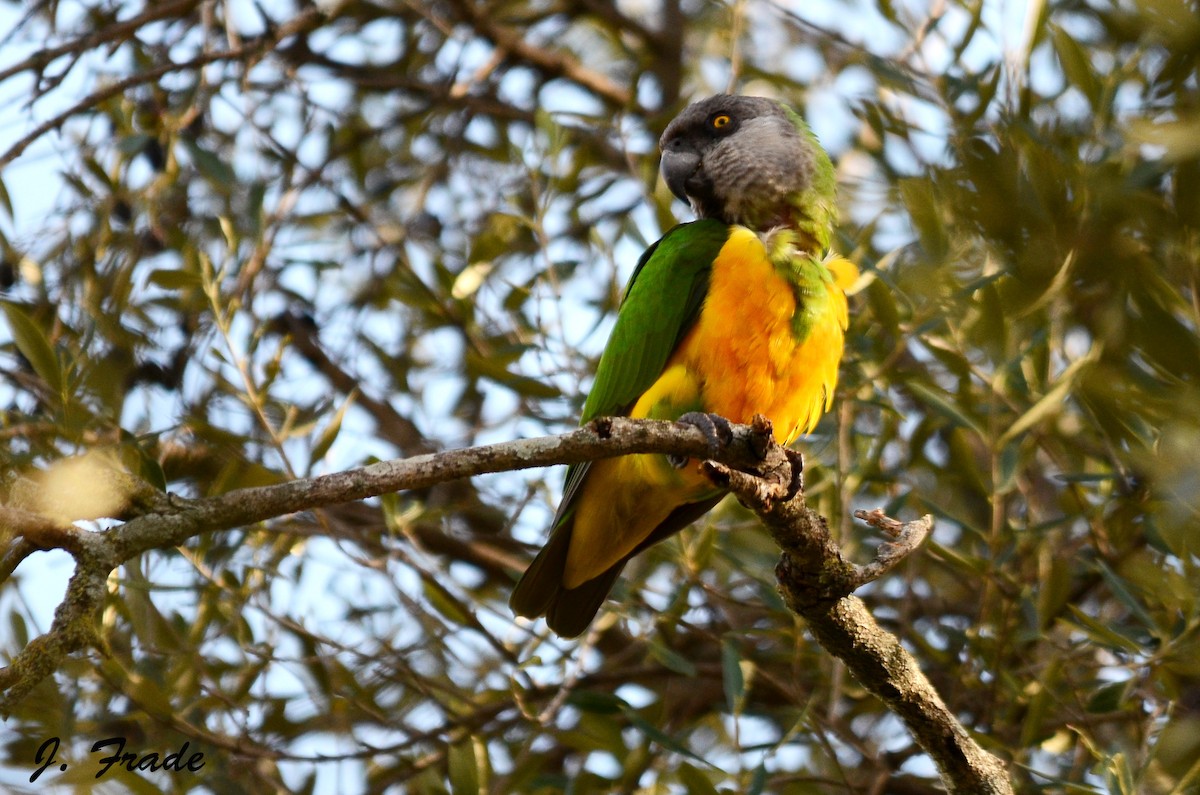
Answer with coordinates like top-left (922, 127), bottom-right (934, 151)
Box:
top-left (563, 227), bottom-right (851, 589)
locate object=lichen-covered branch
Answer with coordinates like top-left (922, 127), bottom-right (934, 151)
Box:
top-left (0, 415), bottom-right (1014, 794)
top-left (709, 415), bottom-right (1013, 794)
top-left (0, 417), bottom-right (715, 713)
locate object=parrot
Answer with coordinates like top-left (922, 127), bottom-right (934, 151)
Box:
top-left (509, 94), bottom-right (856, 638)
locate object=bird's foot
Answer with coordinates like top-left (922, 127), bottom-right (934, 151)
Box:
top-left (669, 411), bottom-right (734, 468)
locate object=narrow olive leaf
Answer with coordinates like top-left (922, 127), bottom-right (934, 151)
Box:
top-left (1016, 250), bottom-right (1075, 318)
top-left (82, 155), bottom-right (114, 191)
top-left (1, 300), bottom-right (64, 396)
top-left (448, 737), bottom-right (481, 795)
top-left (423, 578), bottom-right (472, 627)
top-left (1050, 25), bottom-right (1100, 108)
top-left (567, 690), bottom-right (623, 715)
top-left (675, 762), bottom-right (720, 795)
top-left (310, 391), bottom-right (357, 465)
top-left (747, 761), bottom-right (768, 795)
top-left (1107, 751), bottom-right (1137, 795)
top-left (899, 178), bottom-right (949, 260)
top-left (619, 702), bottom-right (720, 770)
top-left (124, 440), bottom-right (168, 492)
top-left (1094, 559), bottom-right (1157, 630)
top-left (721, 636), bottom-right (744, 716)
top-left (647, 639), bottom-right (697, 676)
top-left (146, 268), bottom-right (204, 290)
top-left (0, 172), bottom-right (12, 219)
top-left (905, 380), bottom-right (987, 438)
top-left (8, 611), bottom-right (27, 650)
top-left (183, 139), bottom-right (236, 187)
top-left (117, 133), bottom-right (154, 156)
top-left (246, 180), bottom-right (266, 235)
top-left (995, 442), bottom-right (1021, 495)
top-left (219, 215), bottom-right (237, 249)
top-left (1062, 606), bottom-right (1146, 654)
top-left (466, 351), bottom-right (561, 399)
top-left (1085, 680), bottom-right (1128, 714)
top-left (998, 345), bottom-right (1098, 447)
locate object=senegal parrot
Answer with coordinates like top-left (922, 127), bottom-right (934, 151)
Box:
top-left (509, 94), bottom-right (856, 637)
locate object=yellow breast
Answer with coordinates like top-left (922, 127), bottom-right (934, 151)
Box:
top-left (673, 226), bottom-right (850, 444)
top-left (559, 228), bottom-right (851, 588)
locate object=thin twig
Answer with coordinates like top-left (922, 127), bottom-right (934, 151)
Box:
top-left (0, 8), bottom-right (325, 169)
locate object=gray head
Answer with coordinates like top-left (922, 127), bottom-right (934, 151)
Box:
top-left (659, 94), bottom-right (832, 235)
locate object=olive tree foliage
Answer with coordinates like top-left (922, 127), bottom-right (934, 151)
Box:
top-left (0, 0), bottom-right (1197, 792)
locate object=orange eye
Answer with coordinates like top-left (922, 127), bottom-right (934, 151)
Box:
top-left (711, 114), bottom-right (732, 129)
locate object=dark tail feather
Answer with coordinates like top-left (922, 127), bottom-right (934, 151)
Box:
top-left (509, 521), bottom-right (573, 620)
top-left (543, 498), bottom-right (723, 636)
top-left (545, 564), bottom-right (625, 638)
top-left (510, 497), bottom-right (726, 638)
top-left (510, 517), bottom-right (626, 638)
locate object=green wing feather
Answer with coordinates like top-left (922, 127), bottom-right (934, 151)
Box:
top-left (557, 218), bottom-right (729, 517)
top-left (510, 219), bottom-right (729, 628)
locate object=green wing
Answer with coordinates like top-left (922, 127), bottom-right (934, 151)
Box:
top-left (584, 218), bottom-right (729, 419)
top-left (509, 220), bottom-right (729, 629)
top-left (558, 218), bottom-right (729, 516)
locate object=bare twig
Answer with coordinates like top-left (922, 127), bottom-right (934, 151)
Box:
top-left (0, 8), bottom-right (325, 169)
top-left (0, 0), bottom-right (199, 85)
top-left (435, 0), bottom-right (635, 109)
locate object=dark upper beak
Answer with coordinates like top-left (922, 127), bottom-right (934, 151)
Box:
top-left (660, 142), bottom-right (699, 204)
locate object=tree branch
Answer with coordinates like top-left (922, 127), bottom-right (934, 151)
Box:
top-left (0, 414), bottom-right (1014, 795)
top-left (706, 415), bottom-right (1014, 794)
top-left (0, 0), bottom-right (200, 85)
top-left (0, 8), bottom-right (326, 169)
top-left (437, 0), bottom-right (636, 109)
top-left (0, 417), bottom-right (716, 712)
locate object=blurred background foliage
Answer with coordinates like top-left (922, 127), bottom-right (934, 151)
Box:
top-left (0, 0), bottom-right (1198, 792)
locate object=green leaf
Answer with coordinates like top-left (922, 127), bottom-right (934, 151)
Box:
top-left (183, 138), bottom-right (236, 188)
top-left (721, 636), bottom-right (744, 715)
top-left (0, 172), bottom-right (12, 219)
top-left (83, 155), bottom-right (114, 191)
top-left (246, 180), bottom-right (267, 238)
top-left (568, 690), bottom-right (623, 715)
top-left (647, 639), bottom-right (697, 676)
top-left (117, 133), bottom-right (156, 156)
top-left (675, 763), bottom-right (720, 795)
top-left (1105, 751), bottom-right (1137, 795)
top-left (905, 380), bottom-right (987, 438)
top-left (310, 391), bottom-right (356, 464)
top-left (748, 761), bottom-right (768, 795)
top-left (998, 344), bottom-right (1098, 447)
top-left (2, 301), bottom-right (63, 397)
top-left (447, 737), bottom-right (482, 795)
top-left (1095, 559), bottom-right (1157, 631)
top-left (423, 579), bottom-right (471, 627)
top-left (8, 610), bottom-right (27, 649)
top-left (1050, 25), bottom-right (1100, 108)
top-left (466, 351), bottom-right (560, 399)
top-left (1062, 606), bottom-right (1146, 654)
top-left (564, 710), bottom-right (626, 757)
top-left (899, 178), bottom-right (949, 260)
top-left (1085, 680), bottom-right (1127, 714)
top-left (619, 701), bottom-right (719, 771)
top-left (146, 268), bottom-right (203, 290)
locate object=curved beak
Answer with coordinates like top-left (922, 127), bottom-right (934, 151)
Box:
top-left (660, 147), bottom-right (699, 204)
